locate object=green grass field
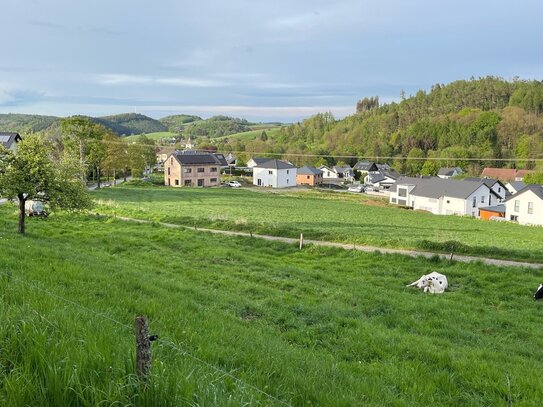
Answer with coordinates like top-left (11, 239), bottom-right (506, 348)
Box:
top-left (94, 185), bottom-right (543, 263)
top-left (212, 126), bottom-right (281, 142)
top-left (1, 203), bottom-right (543, 405)
top-left (124, 131), bottom-right (177, 142)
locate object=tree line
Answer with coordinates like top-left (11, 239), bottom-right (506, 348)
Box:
top-left (215, 77), bottom-right (543, 175)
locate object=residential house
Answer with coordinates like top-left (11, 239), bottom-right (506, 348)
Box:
top-left (0, 132), bottom-right (22, 154)
top-left (164, 150), bottom-right (227, 187)
top-left (389, 177), bottom-right (499, 216)
top-left (464, 177), bottom-right (507, 202)
top-left (353, 160), bottom-right (379, 173)
top-left (365, 170), bottom-right (400, 189)
top-left (253, 159), bottom-right (296, 188)
top-left (296, 166), bottom-right (323, 186)
top-left (437, 167), bottom-right (463, 179)
top-left (481, 167), bottom-right (535, 182)
top-left (319, 165), bottom-right (354, 181)
top-left (479, 205), bottom-right (506, 220)
top-left (505, 185), bottom-right (543, 226)
top-left (506, 181), bottom-right (526, 195)
top-left (247, 157), bottom-right (274, 168)
top-left (225, 153), bottom-right (236, 167)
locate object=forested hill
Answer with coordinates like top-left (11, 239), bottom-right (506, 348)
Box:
top-left (92, 113), bottom-right (167, 135)
top-left (216, 77), bottom-right (543, 175)
top-left (0, 113), bottom-right (167, 136)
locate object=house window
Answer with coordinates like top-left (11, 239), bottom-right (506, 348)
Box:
top-left (184, 168), bottom-right (192, 174)
top-left (398, 199), bottom-right (406, 206)
top-left (472, 197), bottom-right (476, 208)
top-left (170, 157), bottom-right (173, 165)
top-left (510, 215), bottom-right (518, 222)
top-left (307, 176), bottom-right (310, 179)
top-left (514, 200), bottom-right (520, 212)
top-left (167, 167), bottom-right (170, 175)
top-left (287, 170), bottom-right (289, 174)
top-left (184, 180), bottom-right (192, 186)
top-left (210, 167), bottom-right (217, 172)
top-left (198, 179), bottom-right (204, 186)
top-left (498, 187), bottom-right (501, 193)
top-left (391, 197), bottom-right (397, 203)
top-left (268, 170), bottom-right (273, 175)
top-left (528, 202), bottom-right (533, 214)
top-left (446, 200), bottom-right (450, 204)
top-left (210, 178), bottom-right (217, 183)
top-left (197, 167), bottom-right (205, 173)
top-left (398, 188), bottom-right (407, 198)
top-left (481, 196), bottom-right (485, 203)
top-left (287, 179), bottom-right (289, 184)
top-left (168, 178), bottom-right (171, 186)
top-left (175, 179), bottom-right (179, 185)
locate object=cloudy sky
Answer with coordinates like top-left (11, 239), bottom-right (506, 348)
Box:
top-left (1, 0), bottom-right (541, 122)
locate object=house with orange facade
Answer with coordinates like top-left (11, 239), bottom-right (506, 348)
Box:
top-left (164, 150), bottom-right (227, 187)
top-left (296, 166), bottom-right (323, 186)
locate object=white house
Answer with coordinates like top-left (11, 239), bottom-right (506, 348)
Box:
top-left (247, 157), bottom-right (272, 168)
top-left (319, 165), bottom-right (354, 180)
top-left (365, 170), bottom-right (400, 189)
top-left (437, 167), bottom-right (463, 179)
top-left (0, 132), bottom-right (22, 154)
top-left (390, 177), bottom-right (499, 216)
top-left (464, 177), bottom-right (507, 202)
top-left (253, 159), bottom-right (296, 188)
top-left (506, 181), bottom-right (526, 195)
top-left (505, 185), bottom-right (543, 226)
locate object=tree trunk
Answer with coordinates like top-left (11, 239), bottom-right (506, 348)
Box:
top-left (113, 169), bottom-right (117, 185)
top-left (79, 139), bottom-right (85, 184)
top-left (18, 194), bottom-right (26, 235)
top-left (124, 168), bottom-right (128, 182)
top-left (96, 166), bottom-right (101, 189)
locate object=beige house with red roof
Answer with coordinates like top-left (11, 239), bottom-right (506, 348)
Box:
top-left (481, 168), bottom-right (534, 182)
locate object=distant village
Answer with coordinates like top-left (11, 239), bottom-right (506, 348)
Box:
top-left (3, 130), bottom-right (541, 228)
top-left (159, 141), bottom-right (543, 228)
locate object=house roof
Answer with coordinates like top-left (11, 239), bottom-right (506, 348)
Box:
top-left (438, 167), bottom-right (462, 176)
top-left (480, 204), bottom-right (506, 214)
top-left (250, 157), bottom-right (273, 165)
top-left (394, 177), bottom-right (492, 199)
top-left (481, 167), bottom-right (535, 182)
top-left (368, 170), bottom-right (399, 184)
top-left (255, 159), bottom-right (296, 170)
top-left (464, 177), bottom-right (506, 191)
top-left (505, 184), bottom-right (543, 202)
top-left (354, 161), bottom-right (378, 171)
top-left (507, 181), bottom-right (526, 192)
top-left (333, 165), bottom-right (352, 173)
top-left (0, 132), bottom-right (22, 149)
top-left (297, 166), bottom-right (323, 175)
top-left (171, 151), bottom-right (227, 166)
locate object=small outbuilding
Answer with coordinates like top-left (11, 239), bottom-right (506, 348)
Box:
top-left (296, 166), bottom-right (323, 186)
top-left (479, 205), bottom-right (506, 220)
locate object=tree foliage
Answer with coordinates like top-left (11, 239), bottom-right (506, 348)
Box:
top-left (0, 137), bottom-right (92, 234)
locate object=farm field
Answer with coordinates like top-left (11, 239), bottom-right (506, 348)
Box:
top-left (212, 126), bottom-right (282, 142)
top-left (1, 203), bottom-right (543, 406)
top-left (94, 185), bottom-right (543, 263)
top-left (124, 131), bottom-right (177, 142)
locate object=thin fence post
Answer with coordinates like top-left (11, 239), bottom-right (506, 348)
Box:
top-left (299, 233), bottom-right (303, 250)
top-left (135, 316), bottom-right (152, 382)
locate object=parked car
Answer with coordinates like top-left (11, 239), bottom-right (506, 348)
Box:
top-left (348, 185), bottom-right (366, 193)
top-left (227, 181), bottom-right (242, 188)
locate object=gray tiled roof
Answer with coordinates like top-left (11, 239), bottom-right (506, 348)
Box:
top-left (255, 159), bottom-right (296, 170)
top-left (438, 167), bottom-right (462, 176)
top-left (393, 177), bottom-right (491, 199)
top-left (354, 161), bottom-right (378, 171)
top-left (0, 132), bottom-right (22, 149)
top-left (250, 157), bottom-right (273, 165)
top-left (297, 166), bottom-right (323, 175)
top-left (508, 181), bottom-right (526, 192)
top-left (505, 184), bottom-right (543, 202)
top-left (333, 165), bottom-right (352, 173)
top-left (172, 151), bottom-right (227, 166)
top-left (480, 204), bottom-right (506, 214)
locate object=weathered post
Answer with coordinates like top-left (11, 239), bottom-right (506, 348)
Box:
top-left (299, 233), bottom-right (304, 250)
top-left (135, 316), bottom-right (152, 382)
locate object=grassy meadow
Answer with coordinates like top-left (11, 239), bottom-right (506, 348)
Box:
top-left (124, 131), bottom-right (177, 142)
top-left (1, 203), bottom-right (543, 406)
top-left (212, 126), bottom-right (282, 142)
top-left (94, 185), bottom-right (543, 263)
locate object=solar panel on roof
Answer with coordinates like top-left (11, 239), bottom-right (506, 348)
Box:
top-left (0, 135), bottom-right (12, 142)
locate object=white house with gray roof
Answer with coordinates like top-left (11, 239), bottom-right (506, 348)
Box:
top-left (437, 167), bottom-right (463, 179)
top-left (505, 185), bottom-right (543, 226)
top-left (0, 132), bottom-right (22, 154)
top-left (253, 159), bottom-right (296, 188)
top-left (390, 177), bottom-right (498, 216)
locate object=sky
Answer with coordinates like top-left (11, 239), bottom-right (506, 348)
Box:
top-left (0, 0), bottom-right (542, 122)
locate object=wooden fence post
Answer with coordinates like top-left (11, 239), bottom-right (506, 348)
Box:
top-left (299, 233), bottom-right (304, 250)
top-left (135, 316), bottom-right (152, 381)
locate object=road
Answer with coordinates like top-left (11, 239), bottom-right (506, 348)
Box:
top-left (110, 215), bottom-right (542, 270)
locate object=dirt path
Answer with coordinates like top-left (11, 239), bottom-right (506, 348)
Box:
top-left (111, 215), bottom-right (542, 270)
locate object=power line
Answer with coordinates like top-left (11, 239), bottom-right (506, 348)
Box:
top-left (0, 270), bottom-right (293, 406)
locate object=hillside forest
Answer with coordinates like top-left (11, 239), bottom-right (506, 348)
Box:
top-left (215, 77), bottom-right (543, 175)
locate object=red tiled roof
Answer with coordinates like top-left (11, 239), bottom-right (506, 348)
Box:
top-left (481, 168), bottom-right (534, 182)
